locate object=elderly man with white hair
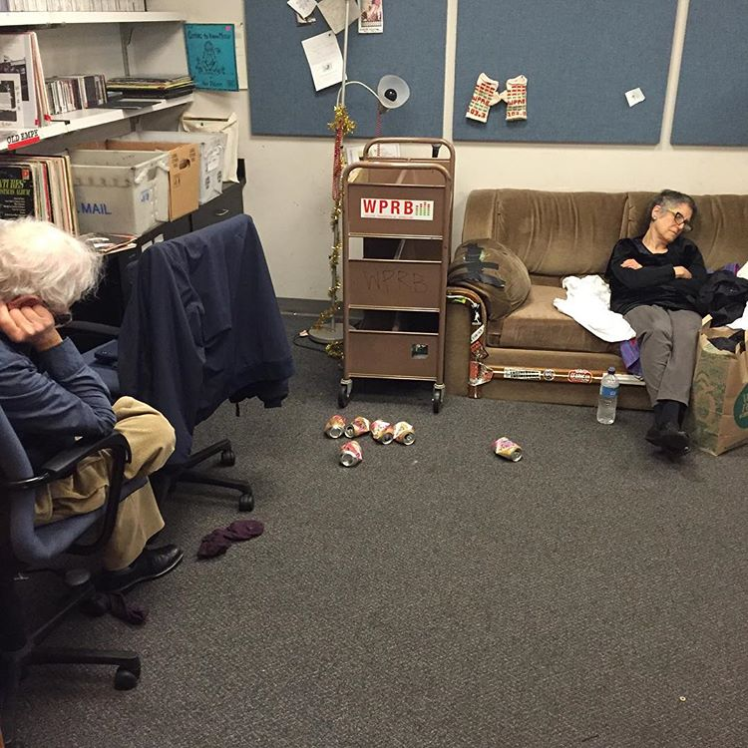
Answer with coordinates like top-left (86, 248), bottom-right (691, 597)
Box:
top-left (0, 218), bottom-right (183, 592)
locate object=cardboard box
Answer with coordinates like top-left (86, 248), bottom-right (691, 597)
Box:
top-left (70, 149), bottom-right (170, 235)
top-left (686, 323), bottom-right (748, 456)
top-left (79, 139), bottom-right (200, 221)
top-left (119, 130), bottom-right (226, 204)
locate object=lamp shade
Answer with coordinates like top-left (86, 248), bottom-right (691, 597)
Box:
top-left (376, 75), bottom-right (410, 109)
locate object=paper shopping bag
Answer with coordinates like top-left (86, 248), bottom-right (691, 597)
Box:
top-left (687, 320), bottom-right (748, 456)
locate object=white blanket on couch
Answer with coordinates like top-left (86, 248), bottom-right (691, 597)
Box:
top-left (553, 275), bottom-right (637, 343)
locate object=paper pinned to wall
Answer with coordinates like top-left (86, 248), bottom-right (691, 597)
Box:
top-left (358, 0), bottom-right (383, 34)
top-left (287, 0), bottom-right (317, 19)
top-left (317, 0), bottom-right (360, 34)
top-left (185, 23), bottom-right (239, 91)
top-left (301, 31), bottom-right (344, 91)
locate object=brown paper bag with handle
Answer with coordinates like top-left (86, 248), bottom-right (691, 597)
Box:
top-left (686, 316), bottom-right (748, 455)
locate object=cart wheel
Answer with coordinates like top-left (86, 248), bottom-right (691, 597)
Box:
top-left (432, 386), bottom-right (444, 413)
top-left (338, 380), bottom-right (352, 408)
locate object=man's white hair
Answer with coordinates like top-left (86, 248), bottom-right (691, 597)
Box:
top-left (0, 218), bottom-right (102, 312)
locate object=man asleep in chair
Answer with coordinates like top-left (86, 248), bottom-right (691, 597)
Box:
top-left (0, 218), bottom-right (183, 592)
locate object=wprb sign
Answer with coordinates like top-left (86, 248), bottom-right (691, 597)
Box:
top-left (360, 197), bottom-right (434, 221)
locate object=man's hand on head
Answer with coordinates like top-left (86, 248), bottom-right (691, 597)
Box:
top-left (0, 298), bottom-right (63, 351)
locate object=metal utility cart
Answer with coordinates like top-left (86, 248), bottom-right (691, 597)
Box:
top-left (338, 137), bottom-right (455, 413)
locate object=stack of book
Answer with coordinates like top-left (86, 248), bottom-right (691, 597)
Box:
top-left (106, 75), bottom-right (194, 100)
top-left (0, 32), bottom-right (51, 131)
top-left (46, 74), bottom-right (107, 115)
top-left (0, 154), bottom-right (77, 234)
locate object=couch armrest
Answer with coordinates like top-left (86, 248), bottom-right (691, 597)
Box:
top-left (462, 190), bottom-right (498, 244)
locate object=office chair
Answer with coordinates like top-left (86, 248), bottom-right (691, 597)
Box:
top-left (77, 214), bottom-right (294, 513)
top-left (0, 404), bottom-right (145, 747)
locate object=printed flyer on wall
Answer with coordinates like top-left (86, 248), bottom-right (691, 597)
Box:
top-left (184, 24), bottom-right (239, 91)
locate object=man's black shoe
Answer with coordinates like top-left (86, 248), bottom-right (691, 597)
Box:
top-left (646, 423), bottom-right (689, 454)
top-left (97, 544), bottom-right (184, 594)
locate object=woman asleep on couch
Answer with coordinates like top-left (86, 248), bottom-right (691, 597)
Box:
top-left (606, 189), bottom-right (706, 456)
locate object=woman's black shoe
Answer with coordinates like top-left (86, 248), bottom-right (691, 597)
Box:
top-left (646, 423), bottom-right (689, 454)
top-left (97, 544), bottom-right (184, 594)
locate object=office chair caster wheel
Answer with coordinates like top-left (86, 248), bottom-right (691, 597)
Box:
top-left (220, 449), bottom-right (236, 467)
top-left (338, 379), bottom-right (352, 408)
top-left (238, 493), bottom-right (255, 512)
top-left (114, 666), bottom-right (139, 691)
top-left (432, 386), bottom-right (444, 413)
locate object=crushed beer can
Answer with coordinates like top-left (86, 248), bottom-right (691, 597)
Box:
top-left (370, 419), bottom-right (395, 444)
top-left (324, 415), bottom-right (346, 439)
top-left (344, 416), bottom-right (371, 439)
top-left (393, 421), bottom-right (416, 445)
top-left (339, 440), bottom-right (363, 467)
top-left (493, 437), bottom-right (522, 462)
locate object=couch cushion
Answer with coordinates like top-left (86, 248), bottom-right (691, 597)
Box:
top-left (626, 192), bottom-right (748, 270)
top-left (487, 285), bottom-right (618, 353)
top-left (491, 190), bottom-right (629, 277)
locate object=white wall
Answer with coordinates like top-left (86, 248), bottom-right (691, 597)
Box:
top-left (153, 0), bottom-right (748, 301)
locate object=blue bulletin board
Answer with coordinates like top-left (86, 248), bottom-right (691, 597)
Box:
top-left (185, 24), bottom-right (239, 92)
top-left (452, 0), bottom-right (678, 144)
top-left (244, 1), bottom-right (447, 138)
top-left (672, 0), bottom-right (748, 146)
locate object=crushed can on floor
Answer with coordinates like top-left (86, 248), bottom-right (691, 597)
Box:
top-left (393, 421), bottom-right (416, 445)
top-left (344, 416), bottom-right (371, 439)
top-left (340, 440), bottom-right (363, 467)
top-left (493, 437), bottom-right (522, 462)
top-left (325, 415), bottom-right (347, 439)
top-left (370, 420), bottom-right (395, 444)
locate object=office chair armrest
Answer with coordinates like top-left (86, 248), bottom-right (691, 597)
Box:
top-left (65, 321), bottom-right (120, 339)
top-left (2, 432), bottom-right (132, 556)
top-left (3, 432), bottom-right (131, 490)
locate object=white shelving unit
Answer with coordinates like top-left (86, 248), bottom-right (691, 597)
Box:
top-left (0, 10), bottom-right (190, 153)
top-left (0, 11), bottom-right (183, 25)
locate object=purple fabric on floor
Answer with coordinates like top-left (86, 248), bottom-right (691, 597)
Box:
top-left (198, 519), bottom-right (265, 559)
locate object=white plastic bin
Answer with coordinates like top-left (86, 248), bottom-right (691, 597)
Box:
top-left (70, 149), bottom-right (170, 235)
top-left (120, 130), bottom-right (227, 204)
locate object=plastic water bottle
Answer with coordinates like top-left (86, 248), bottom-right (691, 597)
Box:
top-left (596, 366), bottom-right (619, 425)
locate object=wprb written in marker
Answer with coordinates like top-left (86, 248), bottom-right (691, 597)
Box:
top-left (5, 128), bottom-right (40, 149)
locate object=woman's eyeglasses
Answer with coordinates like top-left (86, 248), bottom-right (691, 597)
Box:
top-left (665, 209), bottom-right (693, 233)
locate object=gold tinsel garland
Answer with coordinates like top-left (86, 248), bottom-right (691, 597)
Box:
top-left (311, 104), bottom-right (356, 357)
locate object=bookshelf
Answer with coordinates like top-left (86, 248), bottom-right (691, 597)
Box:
top-left (0, 11), bottom-right (183, 25)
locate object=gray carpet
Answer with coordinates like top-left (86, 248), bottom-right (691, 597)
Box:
top-left (15, 314), bottom-right (748, 748)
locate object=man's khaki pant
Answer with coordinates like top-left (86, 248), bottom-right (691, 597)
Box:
top-left (34, 397), bottom-right (176, 571)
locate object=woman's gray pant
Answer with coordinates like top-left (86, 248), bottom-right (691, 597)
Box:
top-left (624, 305), bottom-right (702, 406)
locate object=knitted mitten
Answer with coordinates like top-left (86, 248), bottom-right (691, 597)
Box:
top-left (465, 72), bottom-right (501, 123)
top-left (497, 75), bottom-right (528, 121)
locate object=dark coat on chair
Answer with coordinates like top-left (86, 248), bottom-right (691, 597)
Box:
top-left (118, 215), bottom-right (294, 466)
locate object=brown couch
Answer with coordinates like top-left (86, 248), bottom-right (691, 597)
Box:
top-left (445, 189), bottom-right (748, 408)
